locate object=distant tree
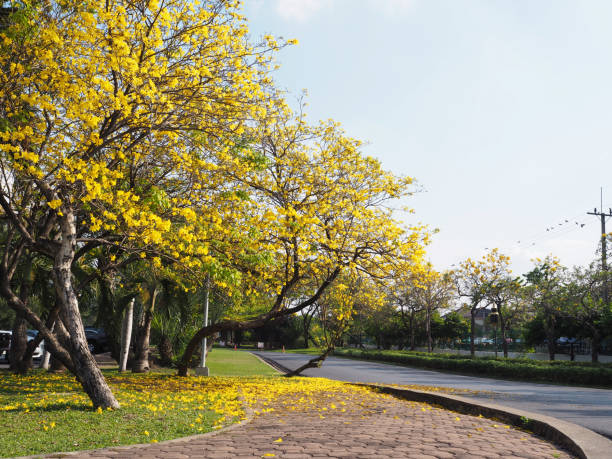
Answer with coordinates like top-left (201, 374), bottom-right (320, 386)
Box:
top-left (454, 250), bottom-right (510, 357)
top-left (565, 265), bottom-right (612, 362)
top-left (523, 257), bottom-right (566, 360)
top-left (402, 265), bottom-right (454, 353)
top-left (436, 310), bottom-right (469, 345)
top-left (484, 275), bottom-right (523, 358)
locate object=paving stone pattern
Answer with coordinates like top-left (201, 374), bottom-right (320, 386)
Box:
top-left (52, 389), bottom-right (574, 459)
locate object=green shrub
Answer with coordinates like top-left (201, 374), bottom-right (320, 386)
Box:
top-left (332, 349), bottom-right (612, 386)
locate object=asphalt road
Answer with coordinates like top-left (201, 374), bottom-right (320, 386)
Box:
top-left (254, 351), bottom-right (612, 440)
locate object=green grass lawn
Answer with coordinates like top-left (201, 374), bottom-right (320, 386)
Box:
top-left (0, 350), bottom-right (279, 457)
top-left (206, 348), bottom-right (280, 377)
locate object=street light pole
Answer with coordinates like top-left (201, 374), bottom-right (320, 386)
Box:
top-left (195, 274), bottom-right (210, 376)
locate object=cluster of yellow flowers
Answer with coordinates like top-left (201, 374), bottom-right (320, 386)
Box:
top-left (0, 371), bottom-right (384, 420)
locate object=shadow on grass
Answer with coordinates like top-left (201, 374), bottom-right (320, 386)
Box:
top-left (1, 402), bottom-right (94, 413)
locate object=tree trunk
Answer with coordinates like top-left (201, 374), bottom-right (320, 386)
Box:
top-left (499, 314), bottom-right (508, 358)
top-left (426, 307), bottom-right (432, 353)
top-left (41, 334), bottom-right (52, 370)
top-left (49, 320), bottom-right (70, 373)
top-left (303, 314), bottom-right (311, 349)
top-left (470, 309), bottom-right (476, 358)
top-left (132, 287), bottom-right (158, 373)
top-left (409, 311), bottom-right (416, 351)
top-left (285, 346), bottom-right (334, 377)
top-left (119, 298), bottom-right (134, 372)
top-left (10, 257), bottom-right (33, 374)
top-left (546, 332), bottom-right (556, 361)
top-left (159, 335), bottom-right (174, 366)
top-left (545, 316), bottom-right (556, 361)
top-left (9, 311), bottom-right (29, 373)
top-left (53, 210), bottom-right (119, 409)
top-left (591, 331), bottom-right (600, 363)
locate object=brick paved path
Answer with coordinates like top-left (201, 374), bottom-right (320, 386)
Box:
top-left (52, 388), bottom-right (573, 459)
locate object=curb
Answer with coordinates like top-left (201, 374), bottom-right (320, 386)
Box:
top-left (363, 384), bottom-right (612, 459)
top-left (252, 352), bottom-right (292, 374)
top-left (257, 353), bottom-right (612, 459)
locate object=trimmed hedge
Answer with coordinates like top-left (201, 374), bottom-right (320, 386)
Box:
top-left (333, 349), bottom-right (612, 387)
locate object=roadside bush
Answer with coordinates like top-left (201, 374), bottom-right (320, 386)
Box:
top-left (333, 349), bottom-right (612, 386)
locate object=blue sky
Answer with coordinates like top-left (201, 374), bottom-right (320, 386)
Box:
top-left (242, 0), bottom-right (612, 275)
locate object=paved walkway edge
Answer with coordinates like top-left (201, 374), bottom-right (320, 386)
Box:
top-left (357, 384), bottom-right (612, 459)
top-left (254, 352), bottom-right (612, 459)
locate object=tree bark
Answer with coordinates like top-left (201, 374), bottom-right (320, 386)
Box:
top-left (132, 288), bottom-right (158, 373)
top-left (9, 311), bottom-right (29, 373)
top-left (470, 309), bottom-right (476, 358)
top-left (119, 298), bottom-right (134, 372)
top-left (10, 256), bottom-right (34, 373)
top-left (546, 331), bottom-right (556, 361)
top-left (409, 311), bottom-right (416, 351)
top-left (53, 210), bottom-right (119, 408)
top-left (426, 307), bottom-right (432, 353)
top-left (591, 330), bottom-right (600, 363)
top-left (499, 312), bottom-right (508, 358)
top-left (545, 315), bottom-right (556, 361)
top-left (50, 320), bottom-right (70, 373)
top-left (303, 313), bottom-right (312, 349)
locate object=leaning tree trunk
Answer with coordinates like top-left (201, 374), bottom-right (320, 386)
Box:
top-left (49, 318), bottom-right (71, 373)
top-left (285, 346), bottom-right (334, 377)
top-left (53, 210), bottom-right (119, 408)
top-left (132, 288), bottom-right (158, 373)
top-left (119, 298), bottom-right (134, 372)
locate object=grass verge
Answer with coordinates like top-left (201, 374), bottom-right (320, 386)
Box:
top-left (0, 350), bottom-right (279, 457)
top-left (206, 348), bottom-right (279, 376)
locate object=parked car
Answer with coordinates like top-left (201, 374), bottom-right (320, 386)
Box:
top-left (0, 330), bottom-right (10, 362)
top-left (85, 327), bottom-right (108, 354)
top-left (0, 330), bottom-right (44, 362)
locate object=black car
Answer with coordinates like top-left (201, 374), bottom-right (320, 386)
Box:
top-left (85, 327), bottom-right (108, 354)
top-left (0, 330), bottom-right (10, 362)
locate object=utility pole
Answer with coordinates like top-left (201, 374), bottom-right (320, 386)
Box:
top-left (587, 188), bottom-right (612, 302)
top-left (195, 274), bottom-right (210, 376)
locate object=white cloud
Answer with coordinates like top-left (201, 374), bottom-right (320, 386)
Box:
top-left (275, 0), bottom-right (332, 22)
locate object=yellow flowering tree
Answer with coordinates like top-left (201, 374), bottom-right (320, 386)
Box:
top-left (523, 256), bottom-right (566, 360)
top-left (285, 272), bottom-right (385, 377)
top-left (177, 112), bottom-right (429, 375)
top-left (0, 0), bottom-right (288, 407)
top-left (397, 263), bottom-right (454, 352)
top-left (453, 249), bottom-right (512, 357)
